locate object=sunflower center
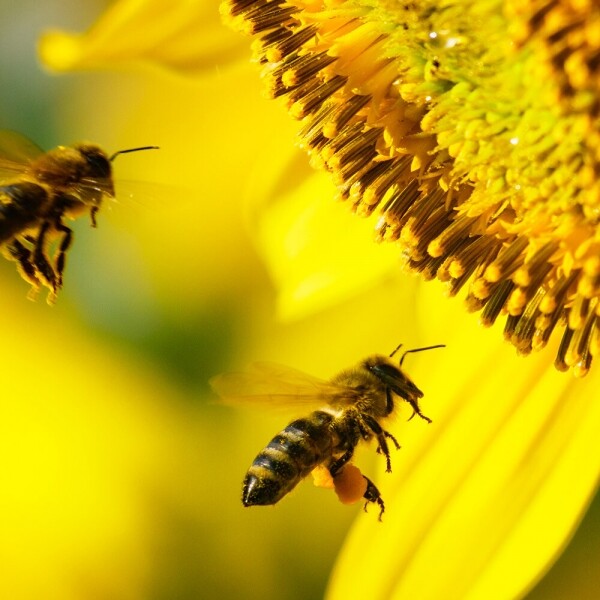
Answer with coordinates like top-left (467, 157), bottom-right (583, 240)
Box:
top-left (223, 0), bottom-right (600, 376)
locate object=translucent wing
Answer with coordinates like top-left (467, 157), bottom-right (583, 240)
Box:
top-left (0, 130), bottom-right (43, 178)
top-left (210, 361), bottom-right (358, 409)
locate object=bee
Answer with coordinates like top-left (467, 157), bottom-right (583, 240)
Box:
top-left (0, 130), bottom-right (158, 302)
top-left (210, 344), bottom-right (444, 520)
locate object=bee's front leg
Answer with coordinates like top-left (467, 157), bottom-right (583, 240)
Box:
top-left (90, 205), bottom-right (99, 228)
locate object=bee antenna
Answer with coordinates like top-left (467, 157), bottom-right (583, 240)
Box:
top-left (389, 344), bottom-right (403, 358)
top-left (398, 344), bottom-right (445, 367)
top-left (109, 146), bottom-right (159, 162)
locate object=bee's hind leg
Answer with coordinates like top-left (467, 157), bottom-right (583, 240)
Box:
top-left (5, 239), bottom-right (41, 299)
top-left (362, 475), bottom-right (385, 521)
top-left (328, 447), bottom-right (356, 477)
top-left (328, 429), bottom-right (360, 477)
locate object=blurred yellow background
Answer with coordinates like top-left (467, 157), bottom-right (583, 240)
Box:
top-left (0, 2), bottom-right (598, 599)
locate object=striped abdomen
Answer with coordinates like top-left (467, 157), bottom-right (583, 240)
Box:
top-left (0, 183), bottom-right (48, 243)
top-left (243, 410), bottom-right (336, 506)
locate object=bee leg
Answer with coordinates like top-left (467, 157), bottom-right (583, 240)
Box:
top-left (6, 239), bottom-right (41, 296)
top-left (363, 415), bottom-right (393, 472)
top-left (32, 221), bottom-right (58, 299)
top-left (329, 424), bottom-right (361, 476)
top-left (328, 449), bottom-right (354, 477)
top-left (386, 387), bottom-right (421, 438)
top-left (384, 430), bottom-right (401, 450)
top-left (403, 396), bottom-right (432, 424)
top-left (53, 219), bottom-right (73, 289)
top-left (362, 475), bottom-right (385, 521)
top-left (90, 206), bottom-right (98, 228)
top-left (385, 388), bottom-right (394, 413)
top-left (328, 445), bottom-right (357, 478)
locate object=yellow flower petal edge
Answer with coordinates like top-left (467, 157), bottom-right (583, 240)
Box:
top-left (40, 0), bottom-right (246, 73)
top-left (246, 147), bottom-right (401, 319)
top-left (326, 325), bottom-right (600, 600)
top-left (222, 0), bottom-right (600, 376)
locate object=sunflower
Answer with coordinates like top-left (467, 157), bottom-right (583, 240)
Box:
top-left (39, 1), bottom-right (600, 599)
top-left (218, 0), bottom-right (600, 378)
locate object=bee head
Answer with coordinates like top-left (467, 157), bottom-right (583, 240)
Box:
top-left (33, 143), bottom-right (114, 203)
top-left (75, 143), bottom-right (115, 197)
top-left (73, 143), bottom-right (159, 199)
top-left (366, 344), bottom-right (445, 422)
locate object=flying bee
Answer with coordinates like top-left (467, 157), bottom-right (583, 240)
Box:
top-left (0, 130), bottom-right (158, 302)
top-left (210, 344), bottom-right (444, 520)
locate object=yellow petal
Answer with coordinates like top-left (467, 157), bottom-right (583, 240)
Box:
top-left (250, 151), bottom-right (401, 320)
top-left (328, 284), bottom-right (600, 599)
top-left (39, 0), bottom-right (246, 73)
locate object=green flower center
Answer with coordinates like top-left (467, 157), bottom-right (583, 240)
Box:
top-left (223, 0), bottom-right (600, 376)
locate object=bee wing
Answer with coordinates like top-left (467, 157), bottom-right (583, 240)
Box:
top-left (0, 130), bottom-right (43, 178)
top-left (0, 130), bottom-right (44, 161)
top-left (210, 361), bottom-right (356, 409)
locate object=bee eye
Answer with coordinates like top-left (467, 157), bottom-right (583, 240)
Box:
top-left (81, 148), bottom-right (111, 178)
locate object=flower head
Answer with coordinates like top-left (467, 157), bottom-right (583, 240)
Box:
top-left (223, 0), bottom-right (600, 376)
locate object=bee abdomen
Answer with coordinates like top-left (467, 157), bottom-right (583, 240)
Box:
top-left (243, 410), bottom-right (334, 506)
top-left (0, 183), bottom-right (48, 242)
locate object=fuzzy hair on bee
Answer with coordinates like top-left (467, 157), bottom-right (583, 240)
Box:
top-left (0, 130), bottom-right (157, 302)
top-left (210, 344), bottom-right (444, 520)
